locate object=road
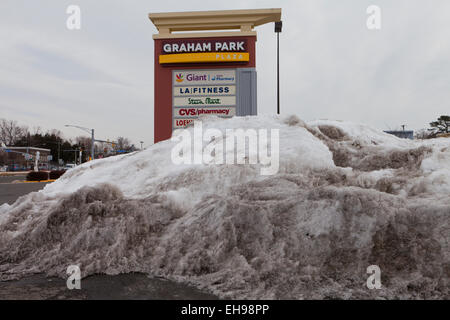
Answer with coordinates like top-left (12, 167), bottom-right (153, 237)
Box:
top-left (0, 274), bottom-right (217, 300)
top-left (0, 175), bottom-right (219, 300)
top-left (0, 175), bottom-right (49, 205)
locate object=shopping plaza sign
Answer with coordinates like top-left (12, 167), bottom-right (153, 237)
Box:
top-left (162, 39), bottom-right (247, 53)
top-left (160, 39), bottom-right (249, 64)
top-left (149, 9), bottom-right (281, 142)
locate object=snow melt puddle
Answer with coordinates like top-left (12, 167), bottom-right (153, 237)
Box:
top-left (0, 115), bottom-right (449, 299)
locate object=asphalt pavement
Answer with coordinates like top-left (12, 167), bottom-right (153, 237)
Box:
top-left (0, 174), bottom-right (219, 300)
top-left (0, 273), bottom-right (217, 300)
top-left (0, 175), bottom-right (50, 205)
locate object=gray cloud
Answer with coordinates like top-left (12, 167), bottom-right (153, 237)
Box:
top-left (1, 0), bottom-right (450, 145)
top-left (18, 44), bottom-right (124, 84)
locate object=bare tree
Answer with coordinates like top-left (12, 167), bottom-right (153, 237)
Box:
top-left (116, 137), bottom-right (131, 151)
top-left (48, 129), bottom-right (64, 140)
top-left (0, 118), bottom-right (28, 146)
top-left (74, 136), bottom-right (92, 151)
top-left (32, 126), bottom-right (42, 136)
top-left (415, 128), bottom-right (436, 140)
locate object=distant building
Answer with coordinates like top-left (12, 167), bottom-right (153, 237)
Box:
top-left (384, 130), bottom-right (414, 140)
top-left (0, 147), bottom-right (51, 170)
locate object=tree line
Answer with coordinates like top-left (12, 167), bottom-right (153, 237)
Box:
top-left (0, 118), bottom-right (136, 164)
top-left (415, 115), bottom-right (450, 139)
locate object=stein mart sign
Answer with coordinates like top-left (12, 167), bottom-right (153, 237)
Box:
top-left (173, 69), bottom-right (236, 129)
top-left (174, 96), bottom-right (236, 106)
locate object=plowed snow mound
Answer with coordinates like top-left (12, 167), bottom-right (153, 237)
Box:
top-left (0, 115), bottom-right (449, 299)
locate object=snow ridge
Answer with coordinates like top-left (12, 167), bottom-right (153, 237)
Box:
top-left (0, 115), bottom-right (449, 299)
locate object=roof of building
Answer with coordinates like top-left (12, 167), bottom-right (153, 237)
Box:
top-left (4, 146), bottom-right (51, 152)
top-left (383, 130), bottom-right (414, 134)
top-left (148, 8), bottom-right (282, 39)
top-left (383, 131), bottom-right (414, 140)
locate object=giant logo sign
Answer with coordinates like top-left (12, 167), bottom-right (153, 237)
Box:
top-left (173, 70), bottom-right (236, 85)
top-left (172, 69), bottom-right (236, 129)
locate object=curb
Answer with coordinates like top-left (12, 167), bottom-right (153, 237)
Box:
top-left (0, 172), bottom-right (30, 176)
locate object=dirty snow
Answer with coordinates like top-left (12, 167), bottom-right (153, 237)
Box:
top-left (0, 115), bottom-right (449, 299)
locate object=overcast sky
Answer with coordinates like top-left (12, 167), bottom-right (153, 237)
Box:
top-left (1, 0), bottom-right (449, 146)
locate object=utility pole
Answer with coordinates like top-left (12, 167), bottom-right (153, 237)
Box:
top-left (65, 125), bottom-right (95, 161)
top-left (275, 21), bottom-right (282, 115)
top-left (91, 128), bottom-right (95, 161)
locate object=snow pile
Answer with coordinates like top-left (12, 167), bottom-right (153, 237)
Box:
top-left (0, 115), bottom-right (449, 299)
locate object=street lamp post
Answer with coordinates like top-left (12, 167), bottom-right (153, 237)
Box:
top-left (275, 21), bottom-right (282, 115)
top-left (140, 141), bottom-right (144, 150)
top-left (91, 129), bottom-right (95, 161)
top-left (65, 125), bottom-right (95, 161)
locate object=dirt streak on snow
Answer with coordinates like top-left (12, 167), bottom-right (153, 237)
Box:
top-left (0, 115), bottom-right (449, 299)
